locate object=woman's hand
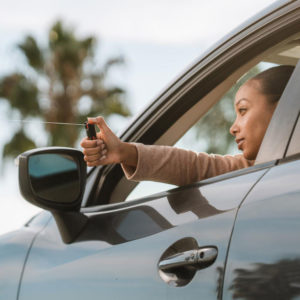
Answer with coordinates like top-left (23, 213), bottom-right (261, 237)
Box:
top-left (80, 116), bottom-right (137, 167)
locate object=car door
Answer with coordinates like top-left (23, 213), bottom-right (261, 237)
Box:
top-left (223, 157), bottom-right (300, 300)
top-left (17, 165), bottom-right (269, 300)
top-left (222, 61), bottom-right (300, 299)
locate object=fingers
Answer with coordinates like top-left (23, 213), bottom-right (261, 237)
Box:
top-left (82, 139), bottom-right (108, 166)
top-left (83, 144), bottom-right (104, 156)
top-left (80, 137), bottom-right (97, 148)
top-left (85, 151), bottom-right (107, 167)
top-left (87, 116), bottom-right (113, 135)
top-left (81, 116), bottom-right (116, 167)
top-left (86, 156), bottom-right (107, 167)
top-left (80, 137), bottom-right (103, 148)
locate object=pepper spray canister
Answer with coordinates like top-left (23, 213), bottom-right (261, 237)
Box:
top-left (84, 122), bottom-right (97, 140)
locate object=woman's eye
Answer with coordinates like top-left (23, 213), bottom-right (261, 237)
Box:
top-left (239, 108), bottom-right (247, 114)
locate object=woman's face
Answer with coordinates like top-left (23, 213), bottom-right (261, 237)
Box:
top-left (230, 80), bottom-right (277, 160)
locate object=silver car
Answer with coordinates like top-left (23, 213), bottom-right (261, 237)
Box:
top-left (1, 0), bottom-right (300, 299)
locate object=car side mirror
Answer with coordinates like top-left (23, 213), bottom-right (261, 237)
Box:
top-left (18, 147), bottom-right (86, 211)
top-left (18, 147), bottom-right (88, 243)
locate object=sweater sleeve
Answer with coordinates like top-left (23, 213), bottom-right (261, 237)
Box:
top-left (121, 143), bottom-right (254, 186)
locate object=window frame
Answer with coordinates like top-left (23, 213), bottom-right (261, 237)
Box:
top-left (255, 59), bottom-right (300, 164)
top-left (286, 112), bottom-right (300, 157)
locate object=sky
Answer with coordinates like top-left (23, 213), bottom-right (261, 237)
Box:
top-left (0, 0), bottom-right (277, 235)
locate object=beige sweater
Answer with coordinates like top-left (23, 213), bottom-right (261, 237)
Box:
top-left (121, 143), bottom-right (254, 186)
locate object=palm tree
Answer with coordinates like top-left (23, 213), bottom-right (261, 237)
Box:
top-left (0, 21), bottom-right (130, 159)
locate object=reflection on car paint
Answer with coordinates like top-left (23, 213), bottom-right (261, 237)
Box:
top-left (229, 258), bottom-right (300, 300)
top-left (79, 169), bottom-right (266, 245)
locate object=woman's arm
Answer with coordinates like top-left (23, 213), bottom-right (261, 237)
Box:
top-left (81, 116), bottom-right (254, 186)
top-left (121, 143), bottom-right (254, 186)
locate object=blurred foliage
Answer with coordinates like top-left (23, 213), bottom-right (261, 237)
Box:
top-left (3, 131), bottom-right (36, 159)
top-left (193, 66), bottom-right (262, 154)
top-left (0, 20), bottom-right (130, 159)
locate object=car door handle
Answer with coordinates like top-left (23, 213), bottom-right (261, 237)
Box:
top-left (158, 246), bottom-right (218, 271)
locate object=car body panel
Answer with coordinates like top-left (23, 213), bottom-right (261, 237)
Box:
top-left (0, 229), bottom-right (37, 300)
top-left (18, 169), bottom-right (267, 299)
top-left (0, 212), bottom-right (51, 300)
top-left (222, 159), bottom-right (300, 299)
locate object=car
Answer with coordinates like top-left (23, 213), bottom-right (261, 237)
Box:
top-left (1, 0), bottom-right (300, 299)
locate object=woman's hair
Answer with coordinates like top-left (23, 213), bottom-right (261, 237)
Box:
top-left (249, 65), bottom-right (295, 104)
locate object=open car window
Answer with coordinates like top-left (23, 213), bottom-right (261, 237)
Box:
top-left (84, 14), bottom-right (300, 207)
top-left (126, 62), bottom-right (278, 201)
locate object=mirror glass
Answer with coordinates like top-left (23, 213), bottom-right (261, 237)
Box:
top-left (28, 153), bottom-right (80, 203)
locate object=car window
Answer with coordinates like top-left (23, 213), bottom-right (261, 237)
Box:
top-left (126, 62), bottom-right (276, 201)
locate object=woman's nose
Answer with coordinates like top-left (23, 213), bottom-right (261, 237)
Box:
top-left (230, 119), bottom-right (239, 136)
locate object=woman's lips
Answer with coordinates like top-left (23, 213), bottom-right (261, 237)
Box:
top-left (236, 138), bottom-right (245, 150)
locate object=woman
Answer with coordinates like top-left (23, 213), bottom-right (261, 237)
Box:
top-left (81, 65), bottom-right (294, 186)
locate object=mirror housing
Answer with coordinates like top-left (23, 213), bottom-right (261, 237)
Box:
top-left (18, 147), bottom-right (88, 244)
top-left (19, 147), bottom-right (86, 212)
